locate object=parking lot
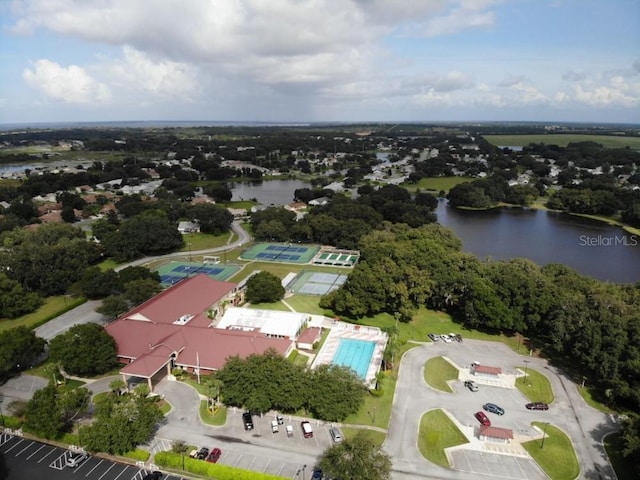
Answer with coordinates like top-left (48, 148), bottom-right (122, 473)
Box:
top-left (0, 433), bottom-right (183, 480)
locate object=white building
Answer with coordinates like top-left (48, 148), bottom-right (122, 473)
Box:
top-left (216, 307), bottom-right (310, 340)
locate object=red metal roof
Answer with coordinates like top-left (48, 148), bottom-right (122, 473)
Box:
top-left (479, 425), bottom-right (514, 440)
top-left (297, 327), bottom-right (321, 344)
top-left (473, 365), bottom-right (502, 375)
top-left (105, 275), bottom-right (292, 377)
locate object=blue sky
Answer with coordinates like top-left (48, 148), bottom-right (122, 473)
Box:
top-left (1, 0), bottom-right (638, 125)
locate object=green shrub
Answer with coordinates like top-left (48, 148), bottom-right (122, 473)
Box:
top-left (154, 451), bottom-right (288, 479)
top-left (369, 388), bottom-right (384, 397)
top-left (123, 449), bottom-right (150, 461)
top-left (1, 416), bottom-right (23, 429)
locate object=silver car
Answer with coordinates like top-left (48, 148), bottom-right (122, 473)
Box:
top-left (67, 452), bottom-right (89, 468)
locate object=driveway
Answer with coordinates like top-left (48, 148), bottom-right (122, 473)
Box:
top-left (383, 339), bottom-right (618, 480)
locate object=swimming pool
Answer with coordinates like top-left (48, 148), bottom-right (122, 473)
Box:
top-left (332, 338), bottom-right (376, 379)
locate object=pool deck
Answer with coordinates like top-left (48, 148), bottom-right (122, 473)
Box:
top-left (309, 317), bottom-right (388, 388)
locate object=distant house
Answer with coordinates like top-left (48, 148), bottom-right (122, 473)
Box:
top-left (178, 221), bottom-right (200, 234)
top-left (309, 197), bottom-right (330, 206)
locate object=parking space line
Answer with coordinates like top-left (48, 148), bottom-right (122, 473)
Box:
top-left (262, 458), bottom-right (271, 473)
top-left (247, 456), bottom-right (256, 470)
top-left (26, 444), bottom-right (47, 459)
top-left (37, 447), bottom-right (57, 463)
top-left (97, 462), bottom-right (117, 480)
top-left (4, 438), bottom-right (25, 453)
top-left (15, 440), bottom-right (36, 456)
top-left (85, 459), bottom-right (104, 477)
top-left (112, 464), bottom-right (130, 480)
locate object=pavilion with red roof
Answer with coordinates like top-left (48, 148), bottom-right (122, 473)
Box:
top-left (105, 274), bottom-right (294, 391)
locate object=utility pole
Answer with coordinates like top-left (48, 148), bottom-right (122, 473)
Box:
top-left (541, 422), bottom-right (549, 449)
top-left (523, 360), bottom-right (530, 384)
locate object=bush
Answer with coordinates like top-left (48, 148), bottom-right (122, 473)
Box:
top-left (1, 416), bottom-right (24, 429)
top-left (369, 388), bottom-right (384, 398)
top-left (122, 449), bottom-right (150, 462)
top-left (154, 451), bottom-right (287, 479)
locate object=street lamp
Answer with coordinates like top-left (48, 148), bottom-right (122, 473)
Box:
top-left (522, 360), bottom-right (530, 384)
top-left (541, 422), bottom-right (549, 449)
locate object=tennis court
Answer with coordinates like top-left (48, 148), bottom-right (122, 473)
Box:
top-left (156, 261), bottom-right (241, 286)
top-left (239, 243), bottom-right (319, 264)
top-left (287, 270), bottom-right (349, 296)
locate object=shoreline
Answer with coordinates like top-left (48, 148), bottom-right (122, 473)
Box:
top-left (450, 202), bottom-right (640, 236)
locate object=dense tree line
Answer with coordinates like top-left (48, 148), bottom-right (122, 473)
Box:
top-left (250, 186), bottom-right (437, 249)
top-left (24, 384), bottom-right (91, 439)
top-left (321, 223), bottom-right (640, 414)
top-left (216, 349), bottom-right (366, 422)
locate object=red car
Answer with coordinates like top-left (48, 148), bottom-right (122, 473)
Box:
top-left (206, 448), bottom-right (222, 463)
top-left (475, 411), bottom-right (491, 426)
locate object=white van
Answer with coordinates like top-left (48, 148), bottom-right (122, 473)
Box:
top-left (329, 426), bottom-right (343, 442)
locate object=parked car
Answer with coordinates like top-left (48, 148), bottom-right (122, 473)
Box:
top-left (271, 419), bottom-right (279, 433)
top-left (464, 380), bottom-right (479, 392)
top-left (206, 448), bottom-right (222, 463)
top-left (243, 411), bottom-right (254, 430)
top-left (452, 333), bottom-right (463, 342)
top-left (311, 468), bottom-right (323, 480)
top-left (301, 420), bottom-right (314, 438)
top-left (483, 403), bottom-right (505, 415)
top-left (276, 414), bottom-right (284, 425)
top-left (142, 471), bottom-right (163, 480)
top-left (441, 334), bottom-right (452, 343)
top-left (526, 402), bottom-right (549, 411)
top-left (66, 452), bottom-right (88, 468)
top-left (427, 333), bottom-right (440, 341)
top-left (474, 411), bottom-right (491, 426)
top-left (329, 426), bottom-right (343, 442)
top-left (195, 447), bottom-right (209, 460)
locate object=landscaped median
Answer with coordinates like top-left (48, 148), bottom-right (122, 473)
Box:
top-left (154, 451), bottom-right (287, 480)
top-left (516, 366), bottom-right (554, 404)
top-left (522, 422), bottom-right (579, 480)
top-left (424, 356), bottom-right (458, 393)
top-left (418, 409), bottom-right (468, 467)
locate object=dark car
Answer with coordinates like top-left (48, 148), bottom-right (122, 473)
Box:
top-left (195, 447), bottom-right (209, 460)
top-left (483, 403), bottom-right (505, 415)
top-left (142, 472), bottom-right (163, 480)
top-left (311, 468), bottom-right (323, 480)
top-left (243, 411), bottom-right (254, 430)
top-left (206, 448), bottom-right (222, 463)
top-left (427, 333), bottom-right (440, 342)
top-left (526, 402), bottom-right (549, 411)
top-left (474, 411), bottom-right (491, 426)
top-left (464, 380), bottom-right (479, 392)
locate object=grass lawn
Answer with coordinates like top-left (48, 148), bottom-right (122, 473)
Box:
top-left (483, 134), bottom-right (640, 149)
top-left (181, 377), bottom-right (210, 396)
top-left (340, 427), bottom-right (386, 447)
top-left (576, 385), bottom-right (615, 414)
top-left (522, 422), bottom-right (580, 480)
top-left (403, 176), bottom-right (474, 193)
top-left (283, 295), bottom-right (334, 315)
top-left (418, 409), bottom-right (468, 467)
top-left (0, 295), bottom-right (86, 333)
top-left (198, 400), bottom-right (227, 426)
top-left (516, 367), bottom-right (554, 404)
top-left (424, 357), bottom-right (458, 393)
top-left (604, 432), bottom-right (637, 480)
top-left (342, 371), bottom-right (396, 430)
top-left (180, 231), bottom-right (233, 252)
top-left (248, 300), bottom-right (291, 311)
top-left (97, 259), bottom-right (119, 271)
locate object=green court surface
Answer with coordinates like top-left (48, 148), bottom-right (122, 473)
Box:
top-left (156, 261), bottom-right (241, 286)
top-left (239, 242), bottom-right (320, 264)
top-left (287, 270), bottom-right (348, 296)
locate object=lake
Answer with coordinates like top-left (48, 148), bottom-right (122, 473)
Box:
top-left (435, 201), bottom-right (640, 283)
top-left (230, 179), bottom-right (311, 204)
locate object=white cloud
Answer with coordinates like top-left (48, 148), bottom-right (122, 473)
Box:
top-left (22, 59), bottom-right (111, 104)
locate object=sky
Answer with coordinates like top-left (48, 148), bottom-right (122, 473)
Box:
top-left (0, 0), bottom-right (639, 125)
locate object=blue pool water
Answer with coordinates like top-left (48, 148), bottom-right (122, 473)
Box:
top-left (332, 338), bottom-right (375, 379)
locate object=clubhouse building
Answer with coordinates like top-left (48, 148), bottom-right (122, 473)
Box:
top-left (105, 274), bottom-right (300, 391)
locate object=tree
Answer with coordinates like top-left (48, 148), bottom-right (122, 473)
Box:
top-left (24, 385), bottom-right (65, 439)
top-left (0, 327), bottom-right (46, 381)
top-left (97, 295), bottom-right (130, 320)
top-left (188, 203), bottom-right (233, 234)
top-left (123, 278), bottom-right (162, 305)
top-left (309, 365), bottom-right (365, 421)
top-left (318, 431), bottom-right (392, 480)
top-left (48, 323), bottom-right (118, 376)
top-left (0, 273), bottom-right (43, 318)
top-left (245, 271), bottom-right (285, 303)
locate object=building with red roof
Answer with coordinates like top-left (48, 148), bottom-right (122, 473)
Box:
top-left (105, 274), bottom-right (293, 391)
top-left (478, 425), bottom-right (514, 443)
